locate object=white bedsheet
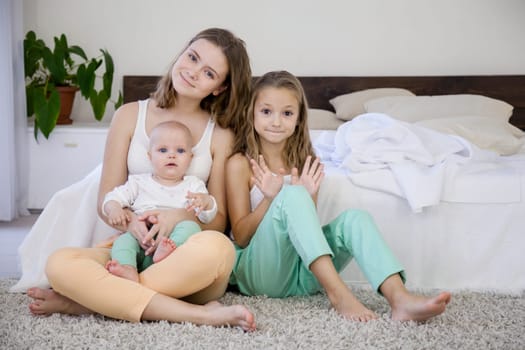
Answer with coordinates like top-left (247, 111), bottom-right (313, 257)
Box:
top-left (311, 118), bottom-right (525, 292)
top-left (314, 114), bottom-right (520, 212)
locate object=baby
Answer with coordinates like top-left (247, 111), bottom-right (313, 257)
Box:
top-left (103, 120), bottom-right (216, 282)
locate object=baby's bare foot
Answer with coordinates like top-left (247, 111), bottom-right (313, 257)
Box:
top-left (391, 291), bottom-right (451, 322)
top-left (27, 287), bottom-right (91, 316)
top-left (153, 237), bottom-right (177, 263)
top-left (204, 300), bottom-right (256, 332)
top-left (105, 260), bottom-right (139, 282)
top-left (332, 292), bottom-right (378, 322)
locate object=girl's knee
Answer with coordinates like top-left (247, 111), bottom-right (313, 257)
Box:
top-left (277, 185), bottom-right (314, 211)
top-left (338, 209), bottom-right (377, 231)
top-left (343, 209), bottom-right (373, 222)
top-left (280, 185), bottom-right (310, 201)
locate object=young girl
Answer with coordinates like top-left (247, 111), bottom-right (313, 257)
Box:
top-left (26, 28), bottom-right (256, 331)
top-left (226, 70), bottom-right (451, 322)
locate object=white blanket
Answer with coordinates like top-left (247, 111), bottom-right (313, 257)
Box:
top-left (313, 113), bottom-right (520, 212)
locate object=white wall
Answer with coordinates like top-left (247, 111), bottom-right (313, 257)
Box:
top-left (23, 0), bottom-right (525, 123)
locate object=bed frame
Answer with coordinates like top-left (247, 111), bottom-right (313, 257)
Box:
top-left (123, 75), bottom-right (525, 129)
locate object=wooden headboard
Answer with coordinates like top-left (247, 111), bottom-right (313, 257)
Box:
top-left (123, 75), bottom-right (525, 129)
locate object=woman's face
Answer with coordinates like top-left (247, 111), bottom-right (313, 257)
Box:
top-left (171, 39), bottom-right (229, 100)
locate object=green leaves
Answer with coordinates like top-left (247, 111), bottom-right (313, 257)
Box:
top-left (23, 31), bottom-right (46, 80)
top-left (32, 87), bottom-right (60, 140)
top-left (89, 89), bottom-right (109, 121)
top-left (76, 59), bottom-right (98, 98)
top-left (24, 30), bottom-right (121, 140)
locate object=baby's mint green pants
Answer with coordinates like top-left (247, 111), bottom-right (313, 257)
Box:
top-left (230, 185), bottom-right (405, 297)
top-left (112, 220), bottom-right (201, 272)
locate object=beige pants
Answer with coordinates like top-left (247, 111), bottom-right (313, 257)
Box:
top-left (46, 231), bottom-right (235, 322)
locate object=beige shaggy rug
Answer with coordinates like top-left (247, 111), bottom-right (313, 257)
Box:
top-left (1, 278), bottom-right (524, 349)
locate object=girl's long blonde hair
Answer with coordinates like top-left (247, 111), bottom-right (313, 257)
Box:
top-left (234, 70), bottom-right (315, 171)
top-left (152, 28), bottom-right (251, 133)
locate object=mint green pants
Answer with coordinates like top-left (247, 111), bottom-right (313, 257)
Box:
top-left (112, 220), bottom-right (201, 272)
top-left (230, 185), bottom-right (405, 297)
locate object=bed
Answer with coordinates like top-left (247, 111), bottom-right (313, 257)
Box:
top-left (123, 75), bottom-right (525, 293)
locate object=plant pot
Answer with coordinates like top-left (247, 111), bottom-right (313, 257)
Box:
top-left (56, 86), bottom-right (78, 125)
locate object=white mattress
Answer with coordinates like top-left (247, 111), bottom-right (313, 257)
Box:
top-left (311, 128), bottom-right (525, 293)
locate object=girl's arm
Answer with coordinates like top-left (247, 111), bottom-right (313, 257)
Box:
top-left (226, 154), bottom-right (272, 248)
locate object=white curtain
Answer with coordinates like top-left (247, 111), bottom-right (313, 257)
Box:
top-left (0, 0), bottom-right (29, 221)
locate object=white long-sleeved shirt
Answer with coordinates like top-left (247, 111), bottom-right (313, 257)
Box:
top-left (103, 174), bottom-right (217, 224)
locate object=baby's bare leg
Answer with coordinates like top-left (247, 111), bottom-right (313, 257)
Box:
top-left (105, 260), bottom-right (139, 283)
top-left (152, 237), bottom-right (177, 263)
top-left (310, 255), bottom-right (377, 322)
top-left (380, 274), bottom-right (451, 322)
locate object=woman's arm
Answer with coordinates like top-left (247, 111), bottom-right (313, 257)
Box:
top-left (226, 154), bottom-right (271, 248)
top-left (200, 126), bottom-right (234, 232)
top-left (96, 102), bottom-right (149, 240)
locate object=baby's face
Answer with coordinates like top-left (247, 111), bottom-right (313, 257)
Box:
top-left (149, 127), bottom-right (193, 182)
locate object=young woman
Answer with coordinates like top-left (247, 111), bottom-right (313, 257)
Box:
top-left (25, 28), bottom-right (256, 331)
top-left (226, 70), bottom-right (451, 322)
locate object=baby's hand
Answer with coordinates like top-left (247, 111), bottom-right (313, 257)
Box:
top-left (186, 191), bottom-right (213, 215)
top-left (105, 201), bottom-right (130, 226)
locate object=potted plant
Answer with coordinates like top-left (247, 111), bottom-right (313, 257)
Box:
top-left (24, 30), bottom-right (123, 140)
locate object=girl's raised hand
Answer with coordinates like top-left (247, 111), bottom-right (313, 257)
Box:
top-left (291, 155), bottom-right (324, 196)
top-left (250, 155), bottom-right (285, 200)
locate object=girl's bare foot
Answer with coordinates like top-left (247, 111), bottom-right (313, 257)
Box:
top-left (105, 260), bottom-right (139, 282)
top-left (331, 290), bottom-right (378, 322)
top-left (27, 287), bottom-right (91, 316)
top-left (153, 237), bottom-right (177, 263)
top-left (310, 255), bottom-right (377, 322)
top-left (391, 291), bottom-right (451, 322)
top-left (203, 300), bottom-right (256, 332)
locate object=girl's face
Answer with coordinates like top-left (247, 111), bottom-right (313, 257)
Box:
top-left (149, 127), bottom-right (193, 182)
top-left (171, 39), bottom-right (229, 100)
top-left (253, 87), bottom-right (299, 145)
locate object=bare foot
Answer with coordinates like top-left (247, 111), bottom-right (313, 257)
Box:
top-left (331, 291), bottom-right (378, 322)
top-left (105, 260), bottom-right (139, 282)
top-left (152, 237), bottom-right (177, 263)
top-left (391, 291), bottom-right (451, 322)
top-left (27, 287), bottom-right (91, 316)
top-left (203, 300), bottom-right (256, 332)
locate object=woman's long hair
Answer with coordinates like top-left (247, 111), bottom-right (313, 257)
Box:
top-left (151, 28), bottom-right (251, 133)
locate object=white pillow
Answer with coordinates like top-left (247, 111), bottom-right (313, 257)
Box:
top-left (415, 116), bottom-right (525, 155)
top-left (329, 88), bottom-right (415, 121)
top-left (365, 94), bottom-right (514, 123)
top-left (308, 108), bottom-right (345, 130)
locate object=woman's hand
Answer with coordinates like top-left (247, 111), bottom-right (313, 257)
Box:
top-left (138, 208), bottom-right (195, 255)
top-left (250, 155), bottom-right (285, 200)
top-left (291, 155), bottom-right (324, 196)
top-left (125, 210), bottom-right (152, 251)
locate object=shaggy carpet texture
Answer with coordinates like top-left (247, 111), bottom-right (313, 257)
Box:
top-left (1, 278), bottom-right (524, 350)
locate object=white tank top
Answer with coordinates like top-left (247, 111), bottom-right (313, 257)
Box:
top-left (127, 99), bottom-right (215, 183)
